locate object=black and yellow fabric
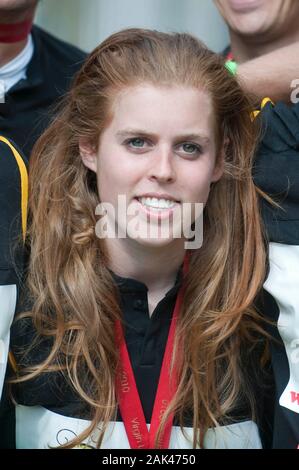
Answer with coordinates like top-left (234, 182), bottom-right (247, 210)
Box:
top-left (0, 135), bottom-right (28, 399)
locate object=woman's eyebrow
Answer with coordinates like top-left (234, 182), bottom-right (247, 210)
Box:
top-left (174, 133), bottom-right (211, 145)
top-left (116, 129), bottom-right (211, 144)
top-left (116, 129), bottom-right (154, 139)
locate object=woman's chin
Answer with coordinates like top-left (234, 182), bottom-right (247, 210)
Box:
top-left (127, 232), bottom-right (179, 248)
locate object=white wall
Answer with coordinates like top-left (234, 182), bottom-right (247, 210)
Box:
top-left (36, 0), bottom-right (229, 53)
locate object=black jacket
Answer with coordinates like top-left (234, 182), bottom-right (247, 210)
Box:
top-left (254, 101), bottom-right (299, 448)
top-left (0, 136), bottom-right (28, 447)
top-left (223, 44), bottom-right (299, 447)
top-left (0, 25), bottom-right (86, 159)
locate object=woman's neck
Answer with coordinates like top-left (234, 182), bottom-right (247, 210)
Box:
top-left (0, 7), bottom-right (35, 67)
top-left (0, 39), bottom-right (27, 67)
top-left (230, 29), bottom-right (299, 63)
top-left (106, 238), bottom-right (185, 310)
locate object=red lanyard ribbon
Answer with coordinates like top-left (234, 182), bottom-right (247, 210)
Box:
top-left (0, 19), bottom-right (33, 43)
top-left (115, 254), bottom-right (189, 449)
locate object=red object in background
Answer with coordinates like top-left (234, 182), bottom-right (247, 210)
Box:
top-left (0, 19), bottom-right (33, 43)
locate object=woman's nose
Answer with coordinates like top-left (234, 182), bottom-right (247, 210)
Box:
top-left (147, 147), bottom-right (176, 183)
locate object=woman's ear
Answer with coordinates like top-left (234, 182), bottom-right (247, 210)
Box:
top-left (79, 138), bottom-right (97, 173)
top-left (211, 152), bottom-right (224, 183)
top-left (211, 159), bottom-right (224, 182)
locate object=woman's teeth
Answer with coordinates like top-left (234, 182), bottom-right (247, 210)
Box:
top-left (138, 197), bottom-right (177, 210)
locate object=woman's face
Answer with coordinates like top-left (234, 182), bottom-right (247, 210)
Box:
top-left (80, 84), bottom-right (223, 248)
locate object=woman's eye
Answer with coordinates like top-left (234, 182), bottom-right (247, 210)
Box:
top-left (179, 142), bottom-right (202, 155)
top-left (127, 138), bottom-right (146, 148)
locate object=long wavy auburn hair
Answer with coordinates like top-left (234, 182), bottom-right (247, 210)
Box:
top-left (15, 28), bottom-right (268, 448)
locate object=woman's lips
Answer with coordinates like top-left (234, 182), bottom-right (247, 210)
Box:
top-left (133, 197), bottom-right (180, 221)
top-left (228, 0), bottom-right (263, 13)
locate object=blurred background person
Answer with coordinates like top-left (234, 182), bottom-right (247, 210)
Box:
top-left (215, 0), bottom-right (299, 449)
top-left (215, 0), bottom-right (299, 102)
top-left (0, 0), bottom-right (86, 158)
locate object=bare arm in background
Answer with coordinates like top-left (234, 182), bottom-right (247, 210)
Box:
top-left (237, 42), bottom-right (299, 103)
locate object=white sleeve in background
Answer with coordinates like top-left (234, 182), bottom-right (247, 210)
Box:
top-left (264, 243), bottom-right (299, 414)
top-left (0, 284), bottom-right (17, 400)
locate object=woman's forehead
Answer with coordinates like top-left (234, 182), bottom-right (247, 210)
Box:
top-left (107, 84), bottom-right (214, 137)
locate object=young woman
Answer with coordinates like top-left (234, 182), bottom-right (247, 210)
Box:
top-left (10, 28), bottom-right (270, 449)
